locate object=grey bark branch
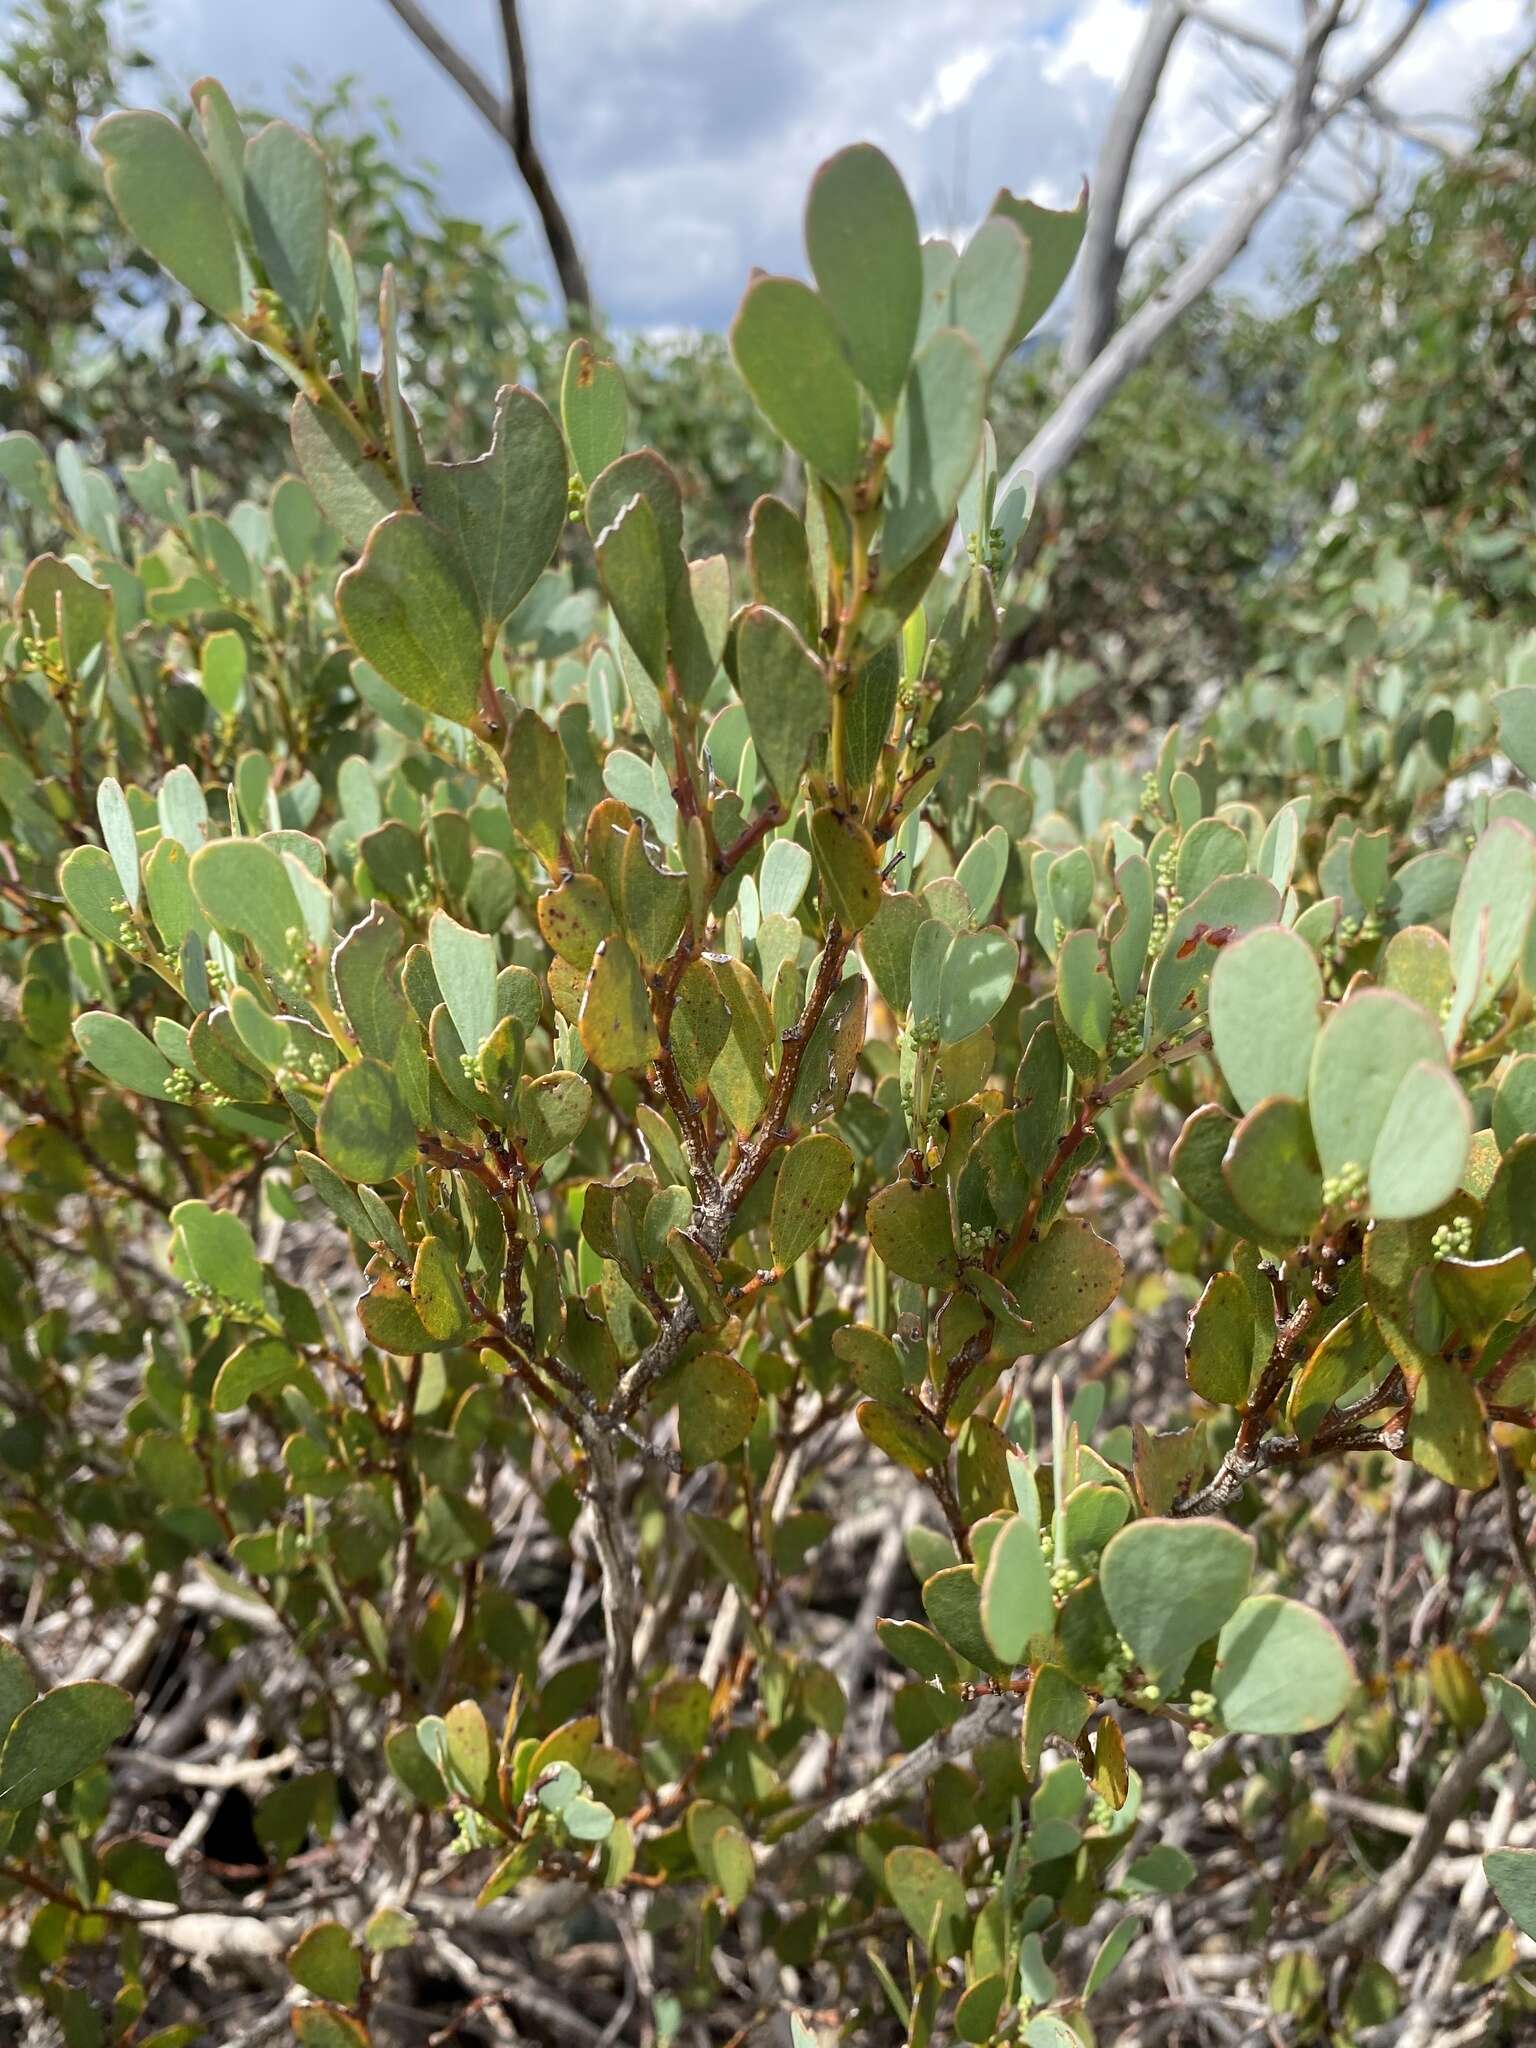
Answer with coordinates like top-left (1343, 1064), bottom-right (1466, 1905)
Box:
top-left (1065, 0), bottom-right (1186, 377)
top-left (756, 1692), bottom-right (1017, 1881)
top-left (999, 0), bottom-right (1431, 504)
top-left (379, 0), bottom-right (594, 327)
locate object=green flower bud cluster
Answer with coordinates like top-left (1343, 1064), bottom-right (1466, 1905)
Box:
top-left (566, 472), bottom-right (586, 520)
top-left (276, 1048), bottom-right (332, 1093)
top-left (1321, 1160), bottom-right (1368, 1212)
top-left (451, 1808), bottom-right (497, 1853)
top-left (1110, 996), bottom-right (1146, 1063)
top-left (955, 1220), bottom-right (994, 1261)
top-left (965, 523), bottom-right (1006, 577)
top-left (207, 959), bottom-right (229, 996)
top-left (1431, 1215), bottom-right (1473, 1262)
top-left (1138, 771), bottom-right (1163, 819)
top-left (1333, 911), bottom-right (1384, 960)
top-left (1095, 1633), bottom-right (1135, 1698)
top-left (109, 897), bottom-right (139, 948)
top-left (1087, 1793), bottom-right (1115, 1830)
top-left (164, 1067), bottom-right (198, 1104)
top-left (181, 1277), bottom-right (252, 1320)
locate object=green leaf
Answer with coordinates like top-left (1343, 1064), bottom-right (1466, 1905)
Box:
top-left (948, 214), bottom-right (1031, 374)
top-left (428, 909), bottom-right (497, 1062)
top-left (1410, 1360), bottom-right (1495, 1491)
top-left (979, 1512), bottom-right (1054, 1665)
top-left (244, 120), bottom-right (329, 333)
top-left (579, 937), bottom-right (659, 1073)
top-left (595, 491), bottom-right (668, 685)
top-left (747, 496), bottom-right (817, 643)
top-left (96, 776), bottom-right (141, 910)
top-left (988, 185), bottom-right (1088, 349)
top-left (1490, 1675), bottom-right (1536, 1777)
top-left (1123, 1845), bottom-right (1197, 1896)
top-left (504, 708), bottom-right (567, 871)
top-left (1497, 685), bottom-right (1536, 779)
top-left (190, 836), bottom-right (304, 971)
top-left (1308, 988), bottom-right (1448, 1184)
top-left (171, 1199), bottom-right (266, 1314)
top-left (1211, 1594), bottom-right (1355, 1734)
top-left (885, 1844), bottom-right (968, 1961)
top-left (421, 384), bottom-right (567, 631)
top-left (316, 1058), bottom-right (417, 1183)
top-left (1287, 1306), bottom-right (1387, 1444)
top-left (561, 339), bottom-right (628, 486)
top-left (858, 1398), bottom-right (949, 1473)
top-left (1022, 1664), bottom-right (1089, 1774)
top-left (675, 1352), bottom-right (760, 1466)
top-left (94, 110), bottom-right (243, 319)
top-left (875, 1619), bottom-right (958, 1682)
top-left (0, 1642), bottom-right (37, 1744)
top-left (292, 2008), bottom-right (368, 2048)
top-left (1221, 1096), bottom-right (1322, 1243)
top-left (804, 143), bottom-right (922, 415)
top-left (413, 1235), bottom-right (472, 1344)
top-left (213, 1337), bottom-right (300, 1413)
top-left (955, 1977), bottom-right (1007, 2045)
top-left (1085, 1915), bottom-right (1137, 1997)
top-left (1494, 1055), bottom-right (1536, 1150)
top-left (290, 391), bottom-right (399, 550)
top-left (1447, 818), bottom-right (1536, 1044)
top-left (881, 327), bottom-right (986, 579)
top-left (810, 807), bottom-right (882, 932)
top-left (1368, 1059), bottom-right (1471, 1220)
top-left (867, 1180), bottom-right (957, 1286)
top-left (337, 512), bottom-right (483, 727)
top-left (73, 1011), bottom-right (177, 1101)
top-left (619, 832), bottom-right (688, 970)
top-left (514, 1072), bottom-right (592, 1166)
top-left (939, 928), bottom-right (1018, 1046)
top-left (1486, 1849), bottom-right (1536, 1939)
top-left (1185, 1270), bottom-right (1255, 1406)
top-left (771, 1132), bottom-right (853, 1267)
top-left (1208, 925), bottom-right (1323, 1117)
top-left (102, 1837), bottom-right (180, 1905)
top-left (736, 604), bottom-right (828, 801)
top-left (1100, 1517), bottom-right (1254, 1685)
top-left (729, 275), bottom-right (863, 488)
top-left (1009, 1217), bottom-right (1123, 1353)
top-left (287, 1921), bottom-right (363, 2007)
top-left (0, 1681), bottom-right (134, 1809)
top-left (201, 627), bottom-right (247, 715)
top-left (21, 554), bottom-right (112, 672)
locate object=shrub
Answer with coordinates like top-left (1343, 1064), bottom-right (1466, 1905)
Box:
top-left (1, 80), bottom-right (1535, 2048)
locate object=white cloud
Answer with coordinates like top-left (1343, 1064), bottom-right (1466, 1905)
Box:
top-left (94, 0), bottom-right (1527, 329)
top-left (905, 45), bottom-right (996, 130)
top-left (1043, 0), bottom-right (1145, 86)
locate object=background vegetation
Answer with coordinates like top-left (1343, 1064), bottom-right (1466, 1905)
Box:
top-left (1, 3), bottom-right (1534, 2046)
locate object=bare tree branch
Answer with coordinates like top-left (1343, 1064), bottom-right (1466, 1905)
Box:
top-left (999, 0), bottom-right (1432, 504)
top-left (1066, 0), bottom-right (1187, 376)
top-left (380, 0), bottom-right (594, 328)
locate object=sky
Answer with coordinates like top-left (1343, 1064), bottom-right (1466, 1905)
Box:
top-left (83, 0), bottom-right (1534, 331)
